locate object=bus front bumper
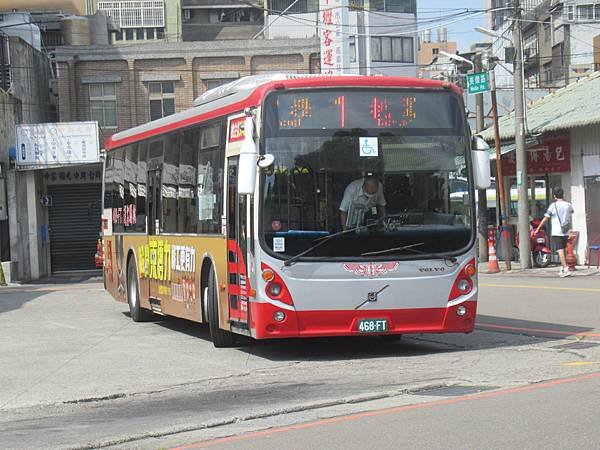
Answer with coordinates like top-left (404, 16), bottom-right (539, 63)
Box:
top-left (249, 301), bottom-right (477, 339)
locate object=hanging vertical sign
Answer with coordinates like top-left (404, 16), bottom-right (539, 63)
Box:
top-left (319, 0), bottom-right (349, 74)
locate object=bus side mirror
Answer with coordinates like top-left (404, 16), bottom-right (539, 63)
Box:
top-left (238, 115), bottom-right (258, 195)
top-left (257, 154), bottom-right (275, 169)
top-left (472, 136), bottom-right (491, 190)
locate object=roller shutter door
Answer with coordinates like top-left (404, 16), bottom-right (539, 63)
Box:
top-left (48, 184), bottom-right (102, 272)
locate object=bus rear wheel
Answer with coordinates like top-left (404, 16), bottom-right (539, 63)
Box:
top-left (127, 259), bottom-right (151, 322)
top-left (207, 267), bottom-right (236, 348)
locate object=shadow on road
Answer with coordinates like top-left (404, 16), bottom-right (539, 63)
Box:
top-left (476, 314), bottom-right (598, 338)
top-left (125, 312), bottom-right (598, 362)
top-left (0, 290), bottom-right (47, 315)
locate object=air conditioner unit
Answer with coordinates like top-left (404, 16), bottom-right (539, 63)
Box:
top-left (183, 9), bottom-right (191, 22)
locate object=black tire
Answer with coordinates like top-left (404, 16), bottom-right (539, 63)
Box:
top-left (533, 250), bottom-right (551, 268)
top-left (207, 267), bottom-right (236, 348)
top-left (127, 258), bottom-right (151, 322)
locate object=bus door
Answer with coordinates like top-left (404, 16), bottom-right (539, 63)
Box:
top-left (140, 166), bottom-right (161, 303)
top-left (226, 156), bottom-right (250, 328)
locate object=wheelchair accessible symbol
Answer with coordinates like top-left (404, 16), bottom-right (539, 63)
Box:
top-left (359, 137), bottom-right (378, 157)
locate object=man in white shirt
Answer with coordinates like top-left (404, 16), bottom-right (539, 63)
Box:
top-left (339, 175), bottom-right (387, 229)
top-left (534, 187), bottom-right (574, 277)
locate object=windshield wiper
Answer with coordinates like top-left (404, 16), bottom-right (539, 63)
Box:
top-left (361, 243), bottom-right (457, 264)
top-left (283, 222), bottom-right (379, 267)
top-left (361, 242), bottom-right (425, 256)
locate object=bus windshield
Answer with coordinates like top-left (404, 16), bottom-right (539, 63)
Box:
top-left (261, 88), bottom-right (472, 260)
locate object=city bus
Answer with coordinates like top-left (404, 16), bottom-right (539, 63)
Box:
top-left (101, 74), bottom-right (491, 347)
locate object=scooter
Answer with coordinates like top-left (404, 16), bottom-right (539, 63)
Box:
top-left (514, 219), bottom-right (553, 268)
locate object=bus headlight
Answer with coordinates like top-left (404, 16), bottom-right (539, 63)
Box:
top-left (457, 305), bottom-right (467, 316)
top-left (457, 279), bottom-right (471, 293)
top-left (267, 282), bottom-right (282, 297)
top-left (274, 311), bottom-right (286, 322)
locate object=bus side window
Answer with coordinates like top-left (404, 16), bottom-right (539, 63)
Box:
top-left (123, 144), bottom-right (138, 232)
top-left (112, 148), bottom-right (125, 233)
top-left (197, 122), bottom-right (224, 234)
top-left (136, 142), bottom-right (148, 232)
top-left (104, 153), bottom-right (114, 212)
top-left (179, 127), bottom-right (200, 233)
top-left (162, 133), bottom-right (180, 233)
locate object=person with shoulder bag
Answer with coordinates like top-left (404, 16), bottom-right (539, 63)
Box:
top-left (534, 187), bottom-right (574, 277)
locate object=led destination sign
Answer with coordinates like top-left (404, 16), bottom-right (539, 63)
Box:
top-left (271, 90), bottom-right (460, 132)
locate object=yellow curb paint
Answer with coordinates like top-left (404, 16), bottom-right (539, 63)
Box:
top-left (480, 283), bottom-right (600, 293)
top-left (562, 362), bottom-right (599, 366)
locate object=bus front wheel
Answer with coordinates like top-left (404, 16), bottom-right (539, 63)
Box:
top-left (127, 258), bottom-right (151, 322)
top-left (207, 267), bottom-right (237, 348)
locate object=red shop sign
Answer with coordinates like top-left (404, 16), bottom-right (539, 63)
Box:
top-left (502, 137), bottom-right (570, 176)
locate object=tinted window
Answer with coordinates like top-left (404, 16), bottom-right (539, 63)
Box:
top-left (111, 148), bottom-right (125, 233)
top-left (135, 142), bottom-right (148, 232)
top-left (178, 128), bottom-right (200, 233)
top-left (197, 123), bottom-right (224, 234)
top-left (162, 134), bottom-right (180, 233)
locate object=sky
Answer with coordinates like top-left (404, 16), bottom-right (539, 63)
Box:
top-left (417, 0), bottom-right (487, 52)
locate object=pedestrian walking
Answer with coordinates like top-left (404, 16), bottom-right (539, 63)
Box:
top-left (534, 187), bottom-right (574, 277)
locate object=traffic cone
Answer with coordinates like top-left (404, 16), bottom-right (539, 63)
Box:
top-left (487, 236), bottom-right (500, 274)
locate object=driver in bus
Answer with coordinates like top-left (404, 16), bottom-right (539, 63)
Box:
top-left (339, 175), bottom-right (387, 230)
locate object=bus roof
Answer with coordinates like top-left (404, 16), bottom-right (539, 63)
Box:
top-left (104, 74), bottom-right (461, 151)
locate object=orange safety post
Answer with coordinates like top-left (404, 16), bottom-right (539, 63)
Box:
top-left (487, 227), bottom-right (500, 274)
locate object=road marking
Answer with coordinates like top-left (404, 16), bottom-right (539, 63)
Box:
top-left (476, 322), bottom-right (600, 338)
top-left (563, 362), bottom-right (599, 366)
top-left (173, 372), bottom-right (600, 449)
top-left (480, 283), bottom-right (600, 293)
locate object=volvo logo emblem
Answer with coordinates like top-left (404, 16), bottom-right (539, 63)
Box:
top-left (355, 285), bottom-right (390, 309)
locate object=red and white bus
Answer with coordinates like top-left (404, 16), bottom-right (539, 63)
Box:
top-left (101, 74), bottom-right (491, 347)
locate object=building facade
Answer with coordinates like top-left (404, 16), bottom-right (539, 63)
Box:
top-left (0, 34), bottom-right (56, 282)
top-left (55, 39), bottom-right (319, 145)
top-left (262, 0), bottom-right (418, 76)
top-left (486, 0), bottom-right (600, 88)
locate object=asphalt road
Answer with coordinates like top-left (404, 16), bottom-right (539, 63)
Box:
top-left (179, 372), bottom-right (600, 450)
top-left (0, 270), bottom-right (599, 449)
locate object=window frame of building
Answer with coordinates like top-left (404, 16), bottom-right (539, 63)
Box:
top-left (369, 0), bottom-right (415, 13)
top-left (268, 0), bottom-right (309, 14)
top-left (97, 0), bottom-right (165, 28)
top-left (148, 81), bottom-right (176, 121)
top-left (89, 82), bottom-right (118, 129)
top-left (371, 36), bottom-right (414, 63)
top-left (576, 4), bottom-right (594, 21)
top-left (349, 35), bottom-right (357, 63)
top-left (543, 62), bottom-right (552, 84)
top-left (205, 78), bottom-right (235, 91)
top-left (543, 20), bottom-right (551, 42)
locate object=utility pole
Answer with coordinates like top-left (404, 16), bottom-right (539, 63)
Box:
top-left (490, 69), bottom-right (511, 270)
top-left (474, 54), bottom-right (488, 262)
top-left (513, 0), bottom-right (531, 268)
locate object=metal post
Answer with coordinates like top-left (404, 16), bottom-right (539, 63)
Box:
top-left (513, 0), bottom-right (531, 268)
top-left (490, 70), bottom-right (511, 270)
top-left (474, 55), bottom-right (488, 262)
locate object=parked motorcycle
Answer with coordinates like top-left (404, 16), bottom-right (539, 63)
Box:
top-left (514, 218), bottom-right (552, 268)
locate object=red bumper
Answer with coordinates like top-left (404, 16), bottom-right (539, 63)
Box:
top-left (250, 301), bottom-right (477, 339)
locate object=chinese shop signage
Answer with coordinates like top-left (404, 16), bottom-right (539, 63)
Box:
top-left (502, 137), bottom-right (571, 176)
top-left (16, 121), bottom-right (99, 170)
top-left (319, 0), bottom-right (349, 74)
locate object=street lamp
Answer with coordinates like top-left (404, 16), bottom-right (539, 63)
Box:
top-left (439, 50), bottom-right (475, 71)
top-left (474, 26), bottom-right (511, 42)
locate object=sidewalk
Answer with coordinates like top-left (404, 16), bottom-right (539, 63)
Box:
top-left (478, 261), bottom-right (600, 278)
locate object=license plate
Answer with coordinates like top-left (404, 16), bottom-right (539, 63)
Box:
top-left (357, 318), bottom-right (388, 333)
top-left (536, 238), bottom-right (545, 243)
